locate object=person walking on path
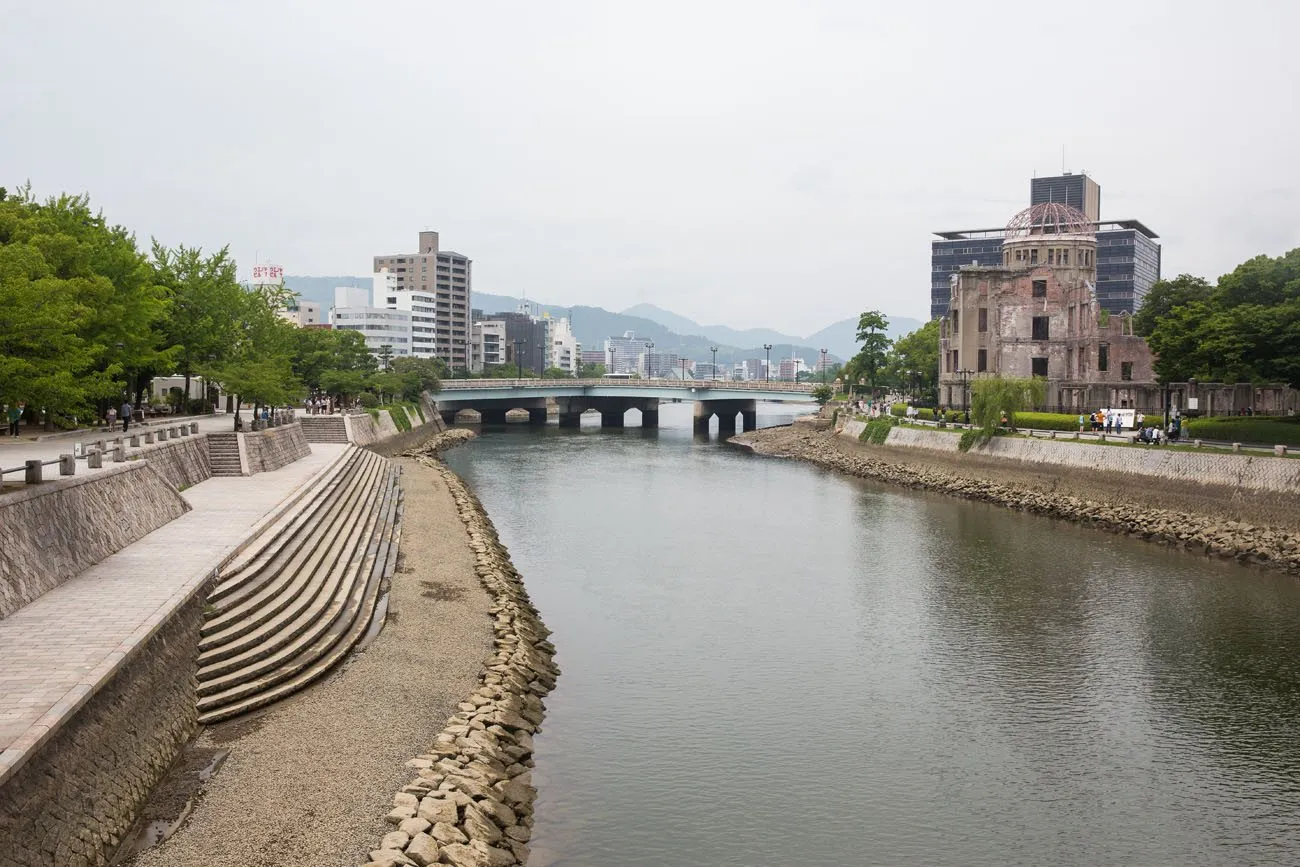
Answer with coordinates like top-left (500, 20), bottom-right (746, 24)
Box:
top-left (120, 399), bottom-right (133, 433)
top-left (7, 402), bottom-right (24, 437)
top-left (107, 406), bottom-right (117, 429)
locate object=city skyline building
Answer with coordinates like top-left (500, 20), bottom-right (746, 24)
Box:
top-left (330, 285), bottom-right (413, 360)
top-left (931, 172), bottom-right (1160, 319)
top-left (605, 331), bottom-right (654, 375)
top-left (373, 230), bottom-right (471, 370)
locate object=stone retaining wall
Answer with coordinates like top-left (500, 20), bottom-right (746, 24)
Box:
top-left (0, 578), bottom-right (206, 866)
top-left (357, 429), bottom-right (559, 867)
top-left (142, 435), bottom-right (214, 490)
top-left (838, 421), bottom-right (1300, 494)
top-left (242, 422), bottom-right (311, 474)
top-left (0, 465), bottom-right (190, 618)
top-left (349, 404), bottom-right (446, 450)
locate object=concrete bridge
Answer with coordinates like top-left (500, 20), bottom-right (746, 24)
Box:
top-left (435, 378), bottom-right (817, 433)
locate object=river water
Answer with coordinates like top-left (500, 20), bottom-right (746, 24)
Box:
top-left (443, 403), bottom-right (1300, 867)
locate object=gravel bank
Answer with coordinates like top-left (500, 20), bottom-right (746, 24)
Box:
top-left (130, 439), bottom-right (493, 867)
top-left (738, 424), bottom-right (1300, 575)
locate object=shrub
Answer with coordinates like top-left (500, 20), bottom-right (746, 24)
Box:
top-left (890, 402), bottom-right (908, 417)
top-left (958, 429), bottom-right (979, 452)
top-left (859, 416), bottom-right (896, 445)
top-left (917, 408), bottom-right (935, 420)
top-left (1184, 416), bottom-right (1300, 445)
top-left (1015, 411), bottom-right (1085, 432)
top-left (358, 392), bottom-right (380, 408)
top-left (388, 404), bottom-right (412, 432)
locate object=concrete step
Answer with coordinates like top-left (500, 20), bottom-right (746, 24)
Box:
top-left (198, 452), bottom-right (386, 658)
top-left (196, 470), bottom-right (401, 719)
top-left (208, 446), bottom-right (360, 608)
top-left (194, 449), bottom-right (403, 722)
top-left (299, 416), bottom-right (351, 444)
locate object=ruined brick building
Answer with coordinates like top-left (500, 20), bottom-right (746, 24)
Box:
top-left (938, 203), bottom-right (1159, 412)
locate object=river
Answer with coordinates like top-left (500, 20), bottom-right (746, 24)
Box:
top-left (442, 403), bottom-right (1300, 867)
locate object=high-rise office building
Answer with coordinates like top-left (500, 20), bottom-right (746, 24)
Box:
top-left (930, 173), bottom-right (1159, 318)
top-left (373, 231), bottom-right (471, 371)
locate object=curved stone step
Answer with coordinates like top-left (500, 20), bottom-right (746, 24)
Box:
top-left (201, 451), bottom-right (384, 642)
top-left (197, 454), bottom-right (388, 665)
top-left (208, 446), bottom-right (360, 607)
top-left (196, 471), bottom-right (402, 721)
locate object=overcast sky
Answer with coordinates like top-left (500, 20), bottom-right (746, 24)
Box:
top-left (3, 0), bottom-right (1297, 335)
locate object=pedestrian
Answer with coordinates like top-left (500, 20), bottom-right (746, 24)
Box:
top-left (106, 406), bottom-right (117, 429)
top-left (120, 399), bottom-right (133, 433)
top-left (6, 402), bottom-right (22, 437)
top-left (1078, 412), bottom-right (1086, 432)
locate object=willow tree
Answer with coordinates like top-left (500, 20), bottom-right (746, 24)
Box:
top-left (969, 376), bottom-right (1045, 445)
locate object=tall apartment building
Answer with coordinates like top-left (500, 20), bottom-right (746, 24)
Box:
top-left (930, 173), bottom-right (1160, 319)
top-left (545, 315), bottom-right (581, 375)
top-left (470, 320), bottom-right (505, 373)
top-left (373, 231), bottom-right (471, 371)
top-left (330, 286), bottom-right (413, 359)
top-left (605, 332), bottom-right (654, 375)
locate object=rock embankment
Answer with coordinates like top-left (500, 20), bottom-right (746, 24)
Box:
top-left (739, 425), bottom-right (1300, 575)
top-left (360, 431), bottom-right (559, 867)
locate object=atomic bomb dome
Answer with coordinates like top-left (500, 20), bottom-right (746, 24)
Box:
top-left (1005, 202), bottom-right (1095, 239)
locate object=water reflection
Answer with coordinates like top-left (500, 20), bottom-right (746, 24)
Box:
top-left (444, 404), bottom-right (1300, 867)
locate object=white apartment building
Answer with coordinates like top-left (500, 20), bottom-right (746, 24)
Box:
top-left (331, 286), bottom-right (413, 359)
top-left (373, 231), bottom-right (471, 370)
top-left (605, 331), bottom-right (653, 375)
top-left (470, 320), bottom-right (506, 373)
top-left (278, 298), bottom-right (322, 327)
top-left (545, 315), bottom-right (580, 375)
top-left (371, 270), bottom-right (443, 360)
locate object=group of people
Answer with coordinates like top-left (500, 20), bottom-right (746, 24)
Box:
top-left (1084, 409), bottom-right (1137, 434)
top-left (305, 397), bottom-right (336, 415)
top-left (104, 401), bottom-right (135, 433)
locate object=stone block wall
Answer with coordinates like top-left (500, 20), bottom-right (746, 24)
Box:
top-left (242, 423), bottom-right (311, 474)
top-left (142, 435), bottom-right (213, 490)
top-left (0, 465), bottom-right (190, 618)
top-left (347, 402), bottom-right (446, 449)
top-left (0, 582), bottom-right (206, 867)
top-left (872, 424), bottom-right (1300, 493)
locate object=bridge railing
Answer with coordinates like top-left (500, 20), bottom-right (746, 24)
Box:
top-left (440, 378), bottom-right (815, 393)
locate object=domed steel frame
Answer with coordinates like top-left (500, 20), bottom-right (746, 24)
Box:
top-left (1005, 202), bottom-right (1094, 238)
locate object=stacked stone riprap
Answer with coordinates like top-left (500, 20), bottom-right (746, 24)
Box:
top-left (739, 426), bottom-right (1300, 574)
top-left (363, 429), bottom-right (558, 867)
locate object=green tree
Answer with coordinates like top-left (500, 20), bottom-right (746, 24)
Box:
top-left (390, 356), bottom-right (445, 401)
top-left (542, 366), bottom-right (571, 379)
top-left (289, 327), bottom-right (375, 395)
top-left (1133, 274), bottom-right (1214, 337)
top-left (886, 319), bottom-right (940, 402)
top-left (153, 243), bottom-right (245, 410)
top-left (811, 384), bottom-right (834, 405)
top-left (844, 309), bottom-right (892, 395)
top-left (968, 376), bottom-right (1045, 445)
top-left (0, 188), bottom-right (169, 428)
top-left (578, 361), bottom-right (606, 378)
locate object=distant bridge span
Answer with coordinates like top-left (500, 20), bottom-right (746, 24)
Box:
top-left (434, 378), bottom-right (817, 432)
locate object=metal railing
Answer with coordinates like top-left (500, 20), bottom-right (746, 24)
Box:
top-left (441, 378), bottom-right (816, 393)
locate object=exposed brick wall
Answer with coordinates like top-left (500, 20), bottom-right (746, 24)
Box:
top-left (0, 584), bottom-right (206, 867)
top-left (242, 423), bottom-right (311, 474)
top-left (0, 465), bottom-right (190, 618)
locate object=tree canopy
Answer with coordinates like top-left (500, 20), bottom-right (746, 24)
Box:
top-left (843, 309), bottom-right (892, 393)
top-left (1143, 249), bottom-right (1300, 388)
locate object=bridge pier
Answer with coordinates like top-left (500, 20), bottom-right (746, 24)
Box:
top-left (479, 407), bottom-right (508, 425)
top-left (600, 407), bottom-right (626, 428)
top-left (640, 406), bottom-right (659, 429)
top-left (440, 410), bottom-right (458, 426)
top-left (694, 398), bottom-right (756, 437)
top-left (528, 407), bottom-right (548, 426)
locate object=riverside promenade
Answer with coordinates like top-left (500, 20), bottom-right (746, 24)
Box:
top-left (0, 442), bottom-right (346, 784)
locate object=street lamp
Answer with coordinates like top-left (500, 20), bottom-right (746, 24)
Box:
top-left (680, 357), bottom-right (687, 381)
top-left (957, 368), bottom-right (974, 415)
top-left (513, 338), bottom-right (524, 379)
top-left (820, 348), bottom-right (828, 385)
top-left (537, 343), bottom-right (545, 377)
top-left (645, 340), bottom-right (654, 379)
top-left (710, 346), bottom-right (718, 381)
top-left (763, 344), bottom-right (772, 382)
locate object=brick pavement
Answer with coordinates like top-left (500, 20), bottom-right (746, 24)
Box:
top-left (0, 443), bottom-right (347, 784)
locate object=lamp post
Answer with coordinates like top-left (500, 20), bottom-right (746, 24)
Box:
top-left (763, 344), bottom-right (772, 382)
top-left (513, 339), bottom-right (524, 379)
top-left (537, 343), bottom-right (545, 377)
top-left (820, 348), bottom-right (828, 385)
top-left (680, 357), bottom-right (687, 381)
top-left (710, 346), bottom-right (718, 381)
top-left (957, 368), bottom-right (974, 415)
top-left (645, 340), bottom-right (654, 379)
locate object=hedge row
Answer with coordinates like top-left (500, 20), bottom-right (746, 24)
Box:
top-left (1184, 417), bottom-right (1300, 445)
top-left (859, 416), bottom-right (898, 444)
top-left (1014, 412), bottom-right (1086, 431)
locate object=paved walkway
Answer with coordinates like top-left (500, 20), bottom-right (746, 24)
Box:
top-left (0, 443), bottom-right (348, 784)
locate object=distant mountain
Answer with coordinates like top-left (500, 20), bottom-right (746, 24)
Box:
top-left (623, 303), bottom-right (804, 352)
top-left (288, 279), bottom-right (925, 366)
top-left (806, 315), bottom-right (926, 361)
